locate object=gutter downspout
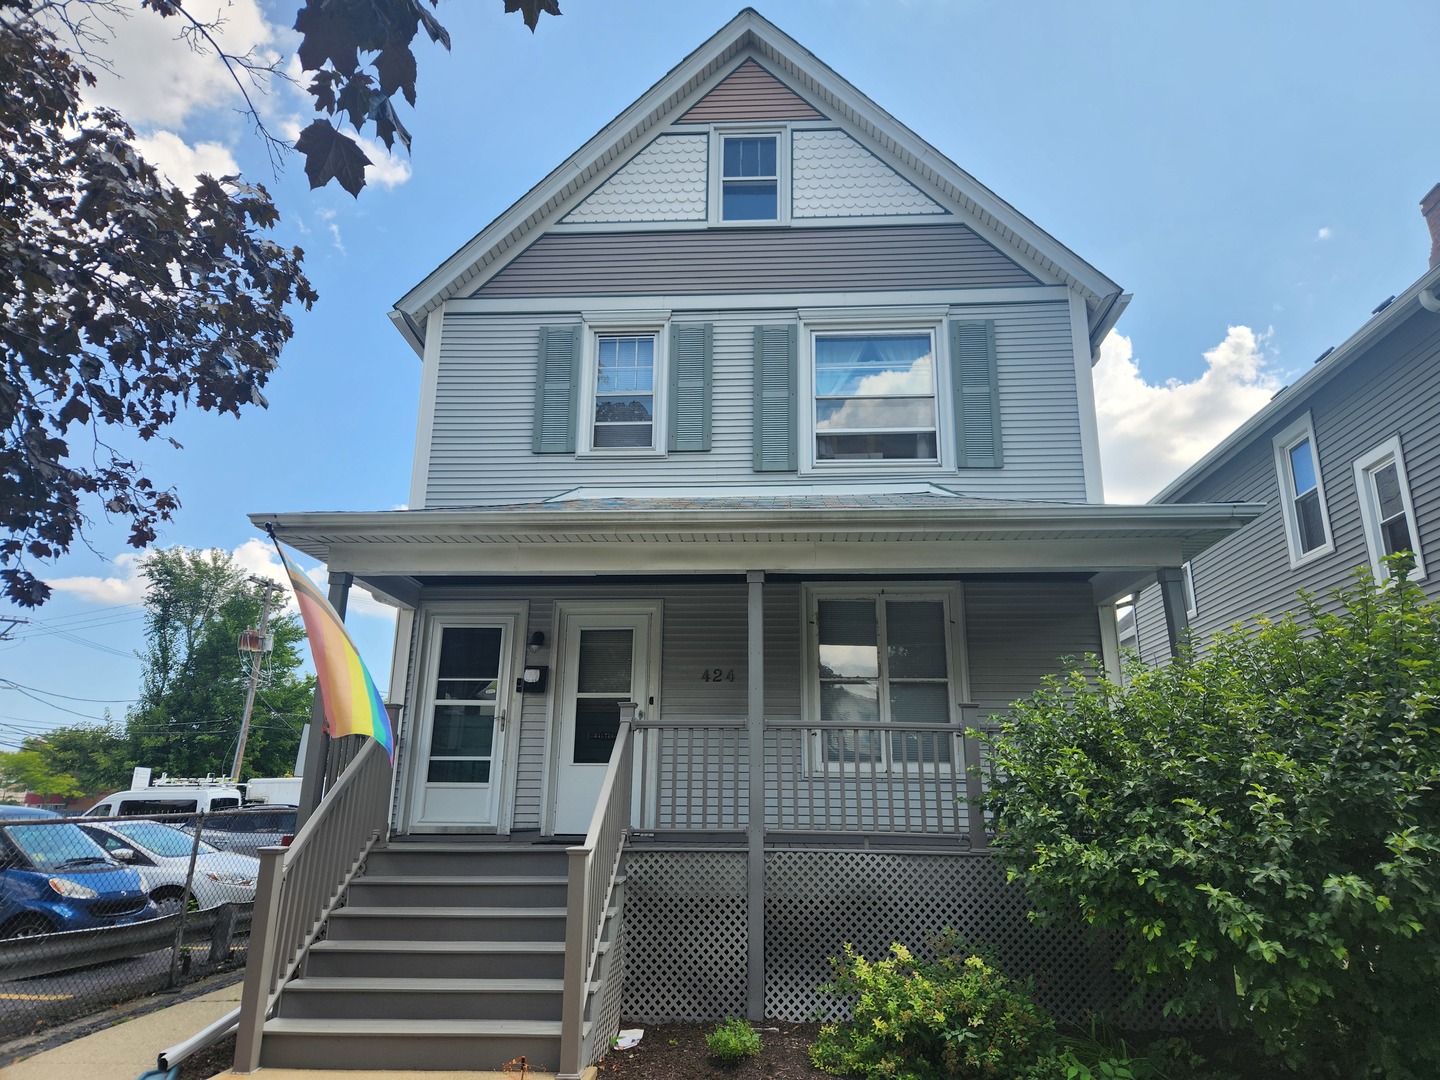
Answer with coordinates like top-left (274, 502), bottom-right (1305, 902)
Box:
top-left (152, 1006), bottom-right (240, 1075)
top-left (1419, 287), bottom-right (1440, 314)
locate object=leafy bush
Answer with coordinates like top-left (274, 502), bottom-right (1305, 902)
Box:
top-left (706, 1016), bottom-right (761, 1062)
top-left (983, 570), bottom-right (1440, 1078)
top-left (809, 934), bottom-right (1054, 1078)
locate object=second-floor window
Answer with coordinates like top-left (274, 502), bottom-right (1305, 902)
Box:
top-left (593, 334), bottom-right (656, 449)
top-left (1353, 436), bottom-right (1425, 581)
top-left (814, 332), bottom-right (938, 462)
top-left (1272, 413), bottom-right (1333, 565)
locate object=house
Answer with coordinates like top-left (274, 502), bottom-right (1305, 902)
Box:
top-left (234, 10), bottom-right (1262, 1076)
top-left (1130, 189), bottom-right (1440, 661)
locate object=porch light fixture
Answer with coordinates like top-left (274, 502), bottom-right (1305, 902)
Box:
top-left (528, 631), bottom-right (546, 653)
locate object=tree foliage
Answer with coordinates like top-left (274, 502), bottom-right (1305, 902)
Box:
top-left (983, 571), bottom-right (1440, 1078)
top-left (127, 547), bottom-right (312, 780)
top-left (0, 745), bottom-right (83, 800)
top-left (0, 6), bottom-right (316, 606)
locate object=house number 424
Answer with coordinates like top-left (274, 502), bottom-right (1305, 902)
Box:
top-left (701, 668), bottom-right (735, 682)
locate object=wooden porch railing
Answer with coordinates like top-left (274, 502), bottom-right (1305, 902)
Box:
top-left (558, 705), bottom-right (636, 1079)
top-left (232, 738), bottom-right (392, 1073)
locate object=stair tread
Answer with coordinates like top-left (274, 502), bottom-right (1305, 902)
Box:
top-left (265, 1017), bottom-right (561, 1035)
top-left (333, 906), bottom-right (567, 917)
top-left (287, 976), bottom-right (563, 992)
top-left (355, 874), bottom-right (567, 885)
top-left (310, 938), bottom-right (565, 953)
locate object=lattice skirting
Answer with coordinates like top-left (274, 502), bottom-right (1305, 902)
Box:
top-left (622, 848), bottom-right (1186, 1028)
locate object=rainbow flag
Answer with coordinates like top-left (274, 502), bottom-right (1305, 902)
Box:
top-left (277, 546), bottom-right (394, 764)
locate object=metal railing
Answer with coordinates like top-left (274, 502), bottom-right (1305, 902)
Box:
top-left (233, 738), bottom-right (393, 1072)
top-left (558, 706), bottom-right (636, 1079)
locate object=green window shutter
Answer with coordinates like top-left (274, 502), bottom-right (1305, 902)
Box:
top-left (950, 320), bottom-right (1003, 469)
top-left (752, 324), bottom-right (798, 472)
top-left (668, 323), bottom-right (713, 452)
top-left (532, 324), bottom-right (580, 454)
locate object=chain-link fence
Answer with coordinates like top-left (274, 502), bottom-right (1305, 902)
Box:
top-left (0, 806), bottom-right (293, 1039)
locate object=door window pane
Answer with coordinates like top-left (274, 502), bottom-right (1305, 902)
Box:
top-left (436, 628), bottom-right (501, 700)
top-left (573, 699), bottom-right (622, 764)
top-left (577, 629), bottom-right (633, 693)
top-left (427, 760), bottom-right (491, 784)
top-left (430, 705), bottom-right (495, 757)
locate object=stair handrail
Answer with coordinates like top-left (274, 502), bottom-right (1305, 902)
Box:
top-left (557, 705), bottom-right (636, 1079)
top-left (232, 737), bottom-right (393, 1073)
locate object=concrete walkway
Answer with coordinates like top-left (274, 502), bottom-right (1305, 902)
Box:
top-left (0, 980), bottom-right (593, 1080)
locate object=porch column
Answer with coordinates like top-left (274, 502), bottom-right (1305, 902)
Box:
top-left (746, 570), bottom-right (765, 1021)
top-left (1156, 566), bottom-right (1190, 657)
top-left (1096, 602), bottom-right (1122, 683)
top-left (296, 571), bottom-right (352, 829)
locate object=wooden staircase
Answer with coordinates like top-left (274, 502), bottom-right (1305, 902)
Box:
top-left (255, 843), bottom-right (612, 1072)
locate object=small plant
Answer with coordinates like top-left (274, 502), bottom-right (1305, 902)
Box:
top-left (707, 1016), bottom-right (762, 1062)
top-left (810, 933), bottom-right (1055, 1079)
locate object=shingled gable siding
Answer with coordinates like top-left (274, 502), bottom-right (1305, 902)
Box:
top-left (471, 224), bottom-right (1038, 298)
top-left (414, 578), bottom-right (1095, 831)
top-left (676, 57), bottom-right (825, 123)
top-left (424, 300), bottom-right (1087, 503)
top-left (1132, 308), bottom-right (1440, 658)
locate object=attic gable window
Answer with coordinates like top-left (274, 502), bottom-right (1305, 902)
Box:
top-left (714, 131), bottom-right (786, 224)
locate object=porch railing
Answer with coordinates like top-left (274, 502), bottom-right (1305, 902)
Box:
top-left (631, 708), bottom-right (989, 847)
top-left (233, 738), bottom-right (392, 1073)
top-left (558, 707), bottom-right (636, 1079)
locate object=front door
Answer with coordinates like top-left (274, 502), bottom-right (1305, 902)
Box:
top-left (407, 607), bottom-right (525, 832)
top-left (550, 604), bottom-right (658, 835)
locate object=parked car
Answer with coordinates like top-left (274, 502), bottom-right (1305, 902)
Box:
top-left (194, 806), bottom-right (297, 858)
top-left (0, 806), bottom-right (62, 821)
top-left (0, 820), bottom-right (157, 938)
top-left (78, 820), bottom-right (260, 914)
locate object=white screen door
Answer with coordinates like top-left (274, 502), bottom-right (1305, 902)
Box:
top-left (551, 607), bottom-right (655, 835)
top-left (409, 611), bottom-right (522, 831)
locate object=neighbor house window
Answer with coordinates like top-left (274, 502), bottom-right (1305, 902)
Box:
top-left (1353, 436), bottom-right (1424, 581)
top-left (813, 332), bottom-right (938, 462)
top-left (591, 333), bottom-right (657, 450)
top-left (808, 586), bottom-right (962, 766)
top-left (720, 135), bottom-right (778, 221)
top-left (1272, 414), bottom-right (1333, 565)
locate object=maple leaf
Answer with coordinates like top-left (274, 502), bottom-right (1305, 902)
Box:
top-left (294, 120), bottom-right (371, 197)
top-left (504, 0), bottom-right (561, 32)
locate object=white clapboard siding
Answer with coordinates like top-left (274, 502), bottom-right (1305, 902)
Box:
top-left (423, 299), bottom-right (1086, 504)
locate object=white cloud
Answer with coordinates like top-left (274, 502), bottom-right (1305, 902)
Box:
top-left (82, 0), bottom-right (284, 129)
top-left (1317, 226), bottom-right (1333, 241)
top-left (49, 553), bottom-right (149, 605)
top-left (358, 136), bottom-right (413, 189)
top-left (133, 130), bottom-right (239, 188)
top-left (1095, 327), bottom-right (1279, 503)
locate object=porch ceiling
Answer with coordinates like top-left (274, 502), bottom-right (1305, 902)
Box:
top-left (251, 495), bottom-right (1262, 606)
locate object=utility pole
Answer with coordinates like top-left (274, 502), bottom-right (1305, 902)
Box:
top-left (230, 576), bottom-right (286, 783)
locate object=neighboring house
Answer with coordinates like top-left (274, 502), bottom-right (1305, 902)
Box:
top-left (235, 10), bottom-right (1261, 1076)
top-left (1132, 189), bottom-right (1440, 660)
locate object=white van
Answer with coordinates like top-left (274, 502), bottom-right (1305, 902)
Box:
top-left (86, 778), bottom-right (243, 819)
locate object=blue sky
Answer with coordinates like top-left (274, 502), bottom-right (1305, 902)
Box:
top-left (4, 0), bottom-right (1438, 758)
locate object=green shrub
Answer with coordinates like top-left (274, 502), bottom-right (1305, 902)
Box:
top-left (809, 934), bottom-right (1054, 1079)
top-left (983, 569), bottom-right (1440, 1078)
top-left (706, 1016), bottom-right (761, 1062)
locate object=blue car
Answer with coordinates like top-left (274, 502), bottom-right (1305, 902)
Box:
top-left (0, 820), bottom-right (157, 938)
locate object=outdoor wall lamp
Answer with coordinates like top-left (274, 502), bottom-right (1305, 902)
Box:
top-left (527, 631), bottom-right (546, 653)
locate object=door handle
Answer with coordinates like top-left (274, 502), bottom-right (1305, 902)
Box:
top-left (498, 710), bottom-right (506, 732)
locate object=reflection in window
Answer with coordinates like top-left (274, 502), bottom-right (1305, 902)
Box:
top-left (594, 336), bottom-right (655, 448)
top-left (1287, 438), bottom-right (1326, 554)
top-left (814, 334), bottom-right (937, 461)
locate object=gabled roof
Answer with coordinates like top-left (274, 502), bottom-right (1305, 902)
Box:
top-left (1152, 263), bottom-right (1440, 504)
top-left (389, 8), bottom-right (1127, 356)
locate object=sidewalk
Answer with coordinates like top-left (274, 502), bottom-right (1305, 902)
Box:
top-left (0, 979), bottom-right (592, 1080)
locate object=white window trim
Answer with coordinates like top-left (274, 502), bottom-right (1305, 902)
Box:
top-left (709, 125), bottom-right (790, 226)
top-left (797, 308), bottom-right (952, 474)
top-left (1181, 561), bottom-right (1198, 619)
top-left (800, 582), bottom-right (969, 773)
top-left (1352, 435), bottom-right (1425, 583)
top-left (1272, 413), bottom-right (1334, 567)
top-left (577, 313), bottom-right (670, 458)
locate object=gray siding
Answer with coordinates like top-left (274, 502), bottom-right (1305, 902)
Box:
top-left (1135, 308), bottom-right (1440, 651)
top-left (676, 58), bottom-right (825, 123)
top-left (472, 224), bottom-right (1037, 298)
top-left (405, 577), bottom-right (1099, 831)
top-left (424, 299), bottom-right (1086, 502)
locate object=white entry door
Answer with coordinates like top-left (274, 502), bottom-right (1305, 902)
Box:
top-left (408, 608), bottom-right (525, 832)
top-left (550, 604), bottom-right (658, 835)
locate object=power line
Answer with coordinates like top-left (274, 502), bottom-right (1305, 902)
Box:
top-left (0, 681), bottom-right (135, 704)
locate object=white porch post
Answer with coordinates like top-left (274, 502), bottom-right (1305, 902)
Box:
top-left (296, 571), bottom-right (351, 829)
top-left (746, 570), bottom-right (765, 1021)
top-left (1096, 602), bottom-right (1122, 683)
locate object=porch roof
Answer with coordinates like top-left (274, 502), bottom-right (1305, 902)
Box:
top-left (251, 489), bottom-right (1262, 607)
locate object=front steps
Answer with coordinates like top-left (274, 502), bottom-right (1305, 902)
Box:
top-left (258, 844), bottom-right (593, 1072)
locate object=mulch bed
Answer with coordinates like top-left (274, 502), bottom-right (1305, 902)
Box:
top-left (595, 1021), bottom-right (829, 1080)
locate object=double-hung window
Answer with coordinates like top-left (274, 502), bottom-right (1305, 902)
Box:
top-left (1353, 436), bottom-right (1425, 581)
top-left (718, 133), bottom-right (781, 222)
top-left (813, 332), bottom-right (938, 462)
top-left (592, 334), bottom-right (656, 449)
top-left (1273, 414), bottom-right (1333, 565)
top-left (808, 586), bottom-right (962, 767)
